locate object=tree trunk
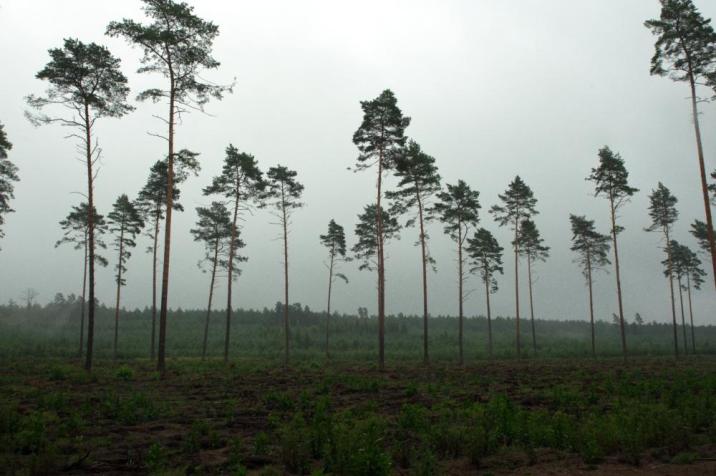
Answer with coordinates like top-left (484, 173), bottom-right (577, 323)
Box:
top-left (665, 230), bottom-right (678, 358)
top-left (677, 276), bottom-right (687, 355)
top-left (150, 211), bottom-right (159, 360)
top-left (514, 217), bottom-right (521, 357)
top-left (458, 222), bottom-right (464, 366)
top-left (157, 77), bottom-right (175, 377)
top-left (416, 187), bottom-right (429, 364)
top-left (202, 237), bottom-right (219, 360)
top-left (225, 186), bottom-right (241, 363)
top-left (686, 273), bottom-right (696, 354)
top-left (325, 245), bottom-right (334, 360)
top-left (79, 236), bottom-right (88, 358)
top-left (113, 227), bottom-right (125, 360)
top-left (528, 255), bottom-right (536, 355)
top-left (282, 185), bottom-right (290, 367)
top-left (485, 271), bottom-right (493, 358)
top-left (376, 151), bottom-right (385, 371)
top-left (587, 253), bottom-right (595, 357)
top-left (687, 72), bottom-right (716, 290)
top-left (83, 102), bottom-right (96, 372)
top-left (609, 194), bottom-right (627, 360)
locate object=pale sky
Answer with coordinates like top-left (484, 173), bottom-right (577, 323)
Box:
top-left (0, 0), bottom-right (714, 324)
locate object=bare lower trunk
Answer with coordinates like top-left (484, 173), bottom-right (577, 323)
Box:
top-left (587, 254), bottom-right (595, 357)
top-left (528, 255), bottom-right (536, 355)
top-left (417, 190), bottom-right (429, 364)
top-left (677, 277), bottom-right (687, 355)
top-left (113, 229), bottom-right (125, 360)
top-left (150, 213), bottom-right (159, 360)
top-left (609, 195), bottom-right (627, 360)
top-left (282, 188), bottom-right (290, 367)
top-left (665, 231), bottom-right (678, 358)
top-left (376, 155), bottom-right (385, 371)
top-left (225, 189), bottom-right (240, 363)
top-left (79, 238), bottom-right (88, 358)
top-left (485, 274), bottom-right (493, 358)
top-left (514, 219), bottom-right (521, 357)
top-left (325, 247), bottom-right (334, 360)
top-left (686, 274), bottom-right (696, 354)
top-left (83, 102), bottom-right (96, 372)
top-left (203, 238), bottom-right (219, 359)
top-left (458, 224), bottom-right (464, 366)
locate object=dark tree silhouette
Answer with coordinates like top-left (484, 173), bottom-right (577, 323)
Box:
top-left (490, 176), bottom-right (537, 357)
top-left (319, 219), bottom-right (349, 359)
top-left (27, 38), bottom-right (132, 371)
top-left (387, 140), bottom-right (441, 364)
top-left (645, 182), bottom-right (680, 357)
top-left (569, 214), bottom-right (610, 357)
top-left (56, 203), bottom-right (108, 357)
top-left (433, 180), bottom-right (481, 365)
top-left (352, 89), bottom-right (410, 370)
top-left (467, 228), bottom-right (503, 358)
top-left (136, 150), bottom-right (199, 360)
top-left (516, 219), bottom-right (550, 355)
top-left (669, 241), bottom-right (705, 354)
top-left (191, 201), bottom-right (244, 359)
top-left (646, 0), bottom-right (716, 288)
top-left (108, 0), bottom-right (231, 376)
top-left (204, 145), bottom-right (264, 362)
top-left (0, 121), bottom-right (18, 247)
top-left (690, 219), bottom-right (716, 255)
top-left (587, 146), bottom-right (638, 360)
top-left (107, 194), bottom-right (144, 359)
top-left (262, 165), bottom-right (304, 366)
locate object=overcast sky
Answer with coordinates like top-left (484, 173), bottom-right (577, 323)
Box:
top-left (0, 0), bottom-right (714, 324)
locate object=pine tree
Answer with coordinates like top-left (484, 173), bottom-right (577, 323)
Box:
top-left (646, 0), bottom-right (716, 288)
top-left (645, 183), bottom-right (680, 357)
top-left (670, 241), bottom-right (705, 354)
top-left (387, 140), bottom-right (441, 363)
top-left (466, 228), bottom-right (503, 358)
top-left (191, 201), bottom-right (244, 359)
top-left (0, 121), bottom-right (18, 248)
top-left (108, 0), bottom-right (232, 376)
top-left (320, 219), bottom-right (349, 359)
top-left (204, 145), bottom-right (264, 362)
top-left (136, 150), bottom-right (199, 360)
top-left (587, 146), bottom-right (638, 360)
top-left (107, 194), bottom-right (144, 359)
top-left (433, 180), bottom-right (481, 365)
top-left (690, 219), bottom-right (716, 255)
top-left (569, 214), bottom-right (611, 357)
top-left (490, 176), bottom-right (538, 357)
top-left (263, 165), bottom-right (304, 366)
top-left (27, 38), bottom-right (132, 371)
top-left (516, 219), bottom-right (550, 355)
top-left (353, 90), bottom-right (410, 370)
top-left (55, 203), bottom-right (108, 357)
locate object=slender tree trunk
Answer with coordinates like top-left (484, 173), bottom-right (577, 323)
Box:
top-left (79, 237), bottom-right (88, 358)
top-left (325, 245), bottom-right (335, 360)
top-left (83, 102), bottom-right (96, 372)
top-left (150, 212), bottom-right (159, 360)
top-left (665, 230), bottom-right (678, 358)
top-left (687, 72), bottom-right (716, 289)
top-left (485, 272), bottom-right (493, 358)
top-left (587, 253), bottom-right (595, 358)
top-left (281, 186), bottom-right (290, 367)
top-left (686, 274), bottom-right (696, 354)
top-left (677, 276), bottom-right (687, 355)
top-left (376, 151), bottom-right (385, 371)
top-left (528, 255), bottom-right (537, 355)
top-left (202, 237), bottom-right (219, 360)
top-left (113, 227), bottom-right (125, 360)
top-left (225, 187), bottom-right (240, 363)
top-left (514, 217), bottom-right (521, 357)
top-left (458, 223), bottom-right (464, 366)
top-left (157, 77), bottom-right (175, 377)
top-left (416, 188), bottom-right (429, 364)
top-left (609, 194), bottom-right (627, 360)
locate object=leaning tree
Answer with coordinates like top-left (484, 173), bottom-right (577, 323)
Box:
top-left (108, 0), bottom-right (232, 375)
top-left (646, 0), bottom-right (716, 288)
top-left (263, 165), bottom-right (304, 366)
top-left (136, 150), bottom-right (199, 360)
top-left (690, 220), bottom-right (716, 255)
top-left (107, 194), bottom-right (144, 360)
top-left (466, 227), bottom-right (503, 358)
top-left (0, 121), bottom-right (18, 248)
top-left (191, 201), bottom-right (244, 360)
top-left (645, 182), bottom-right (680, 357)
top-left (204, 145), bottom-right (264, 363)
top-left (56, 203), bottom-right (108, 357)
top-left (569, 214), bottom-right (611, 357)
top-left (352, 89), bottom-right (410, 370)
top-left (27, 38), bottom-right (132, 371)
top-left (320, 219), bottom-right (349, 359)
top-left (490, 176), bottom-right (538, 357)
top-left (386, 140), bottom-right (441, 364)
top-left (516, 219), bottom-right (550, 355)
top-left (587, 146), bottom-right (638, 360)
top-left (433, 180), bottom-right (481, 366)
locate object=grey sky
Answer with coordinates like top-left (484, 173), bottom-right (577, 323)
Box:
top-left (0, 0), bottom-right (714, 324)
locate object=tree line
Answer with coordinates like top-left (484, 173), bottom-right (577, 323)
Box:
top-left (0, 0), bottom-right (714, 373)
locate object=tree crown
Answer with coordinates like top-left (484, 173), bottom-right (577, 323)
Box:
top-left (587, 146), bottom-right (638, 208)
top-left (489, 175), bottom-right (538, 231)
top-left (645, 182), bottom-right (678, 233)
top-left (433, 180), bottom-right (481, 241)
top-left (352, 204), bottom-right (401, 271)
top-left (467, 227), bottom-right (504, 292)
top-left (516, 219), bottom-right (550, 262)
top-left (569, 214), bottom-right (610, 278)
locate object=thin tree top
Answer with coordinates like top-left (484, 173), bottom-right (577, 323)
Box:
top-left (587, 146), bottom-right (638, 206)
top-left (0, 122), bottom-right (12, 159)
top-left (569, 214), bottom-right (610, 276)
top-left (352, 89), bottom-right (411, 171)
top-left (106, 0), bottom-right (231, 106)
top-left (352, 203), bottom-right (401, 271)
top-left (489, 175), bottom-right (538, 228)
top-left (320, 219), bottom-right (347, 258)
top-left (645, 182), bottom-right (678, 233)
top-left (263, 165), bottom-right (304, 210)
top-left (204, 144), bottom-right (264, 200)
top-left (27, 38), bottom-right (132, 119)
top-left (56, 202), bottom-right (108, 250)
top-left (467, 227), bottom-right (504, 288)
top-left (645, 0), bottom-right (716, 81)
top-left (517, 219), bottom-right (550, 262)
top-left (387, 140), bottom-right (441, 222)
top-left (433, 180), bottom-right (481, 240)
top-left (137, 150), bottom-right (200, 216)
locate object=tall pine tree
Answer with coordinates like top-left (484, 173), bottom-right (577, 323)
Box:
top-left (467, 228), bottom-right (503, 358)
top-left (516, 219), bottom-right (550, 355)
top-left (320, 219), bottom-right (349, 359)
